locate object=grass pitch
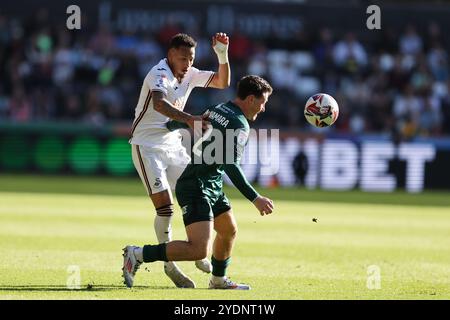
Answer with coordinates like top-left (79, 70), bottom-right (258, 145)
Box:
top-left (0, 174), bottom-right (449, 299)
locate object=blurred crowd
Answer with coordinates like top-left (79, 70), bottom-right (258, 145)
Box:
top-left (1, 8), bottom-right (450, 140)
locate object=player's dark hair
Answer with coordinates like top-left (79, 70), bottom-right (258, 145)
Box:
top-left (237, 75), bottom-right (273, 100)
top-left (168, 33), bottom-right (197, 49)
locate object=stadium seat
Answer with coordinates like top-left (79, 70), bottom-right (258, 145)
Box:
top-left (290, 51), bottom-right (315, 72)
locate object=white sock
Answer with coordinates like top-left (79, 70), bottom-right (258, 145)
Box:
top-left (133, 247), bottom-right (143, 263)
top-left (154, 215), bottom-right (174, 267)
top-left (211, 275), bottom-right (226, 284)
top-left (154, 215), bottom-right (172, 243)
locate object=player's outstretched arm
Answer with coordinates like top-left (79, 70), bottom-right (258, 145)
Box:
top-left (166, 111), bottom-right (210, 134)
top-left (208, 33), bottom-right (230, 89)
top-left (224, 163), bottom-right (274, 216)
top-left (153, 91), bottom-right (207, 132)
top-left (224, 163), bottom-right (258, 201)
top-left (166, 120), bottom-right (189, 131)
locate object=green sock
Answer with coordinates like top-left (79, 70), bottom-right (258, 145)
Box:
top-left (211, 256), bottom-right (231, 277)
top-left (143, 243), bottom-right (168, 262)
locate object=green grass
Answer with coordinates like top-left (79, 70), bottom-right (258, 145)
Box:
top-left (0, 174), bottom-right (449, 299)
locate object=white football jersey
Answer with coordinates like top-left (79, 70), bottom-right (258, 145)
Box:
top-left (130, 58), bottom-right (215, 148)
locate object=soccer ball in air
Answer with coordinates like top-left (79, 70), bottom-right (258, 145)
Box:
top-left (304, 93), bottom-right (339, 128)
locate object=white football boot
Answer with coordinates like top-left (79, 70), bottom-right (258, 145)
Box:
top-left (164, 261), bottom-right (196, 288)
top-left (195, 258), bottom-right (213, 273)
top-left (122, 245), bottom-right (142, 288)
top-left (208, 277), bottom-right (251, 290)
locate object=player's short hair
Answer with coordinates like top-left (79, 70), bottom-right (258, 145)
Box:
top-left (169, 33), bottom-right (197, 49)
top-left (237, 75), bottom-right (273, 100)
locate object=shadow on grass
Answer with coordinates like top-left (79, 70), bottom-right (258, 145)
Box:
top-left (0, 285), bottom-right (175, 292)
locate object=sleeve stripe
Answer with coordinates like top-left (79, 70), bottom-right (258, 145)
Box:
top-left (204, 73), bottom-right (215, 88)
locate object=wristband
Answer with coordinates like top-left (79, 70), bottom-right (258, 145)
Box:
top-left (214, 42), bottom-right (229, 64)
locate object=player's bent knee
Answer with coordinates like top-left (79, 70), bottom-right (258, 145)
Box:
top-left (193, 250), bottom-right (208, 261)
top-left (189, 242), bottom-right (209, 260)
top-left (185, 220), bottom-right (212, 259)
top-left (224, 226), bottom-right (237, 241)
top-left (230, 226), bottom-right (238, 238)
top-left (216, 223), bottom-right (238, 240)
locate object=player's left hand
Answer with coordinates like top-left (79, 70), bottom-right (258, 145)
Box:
top-left (212, 33), bottom-right (229, 47)
top-left (253, 196), bottom-right (274, 216)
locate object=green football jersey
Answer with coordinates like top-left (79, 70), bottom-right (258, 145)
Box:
top-left (167, 101), bottom-right (259, 202)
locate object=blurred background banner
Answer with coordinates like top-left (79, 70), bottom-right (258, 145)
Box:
top-left (1, 0), bottom-right (450, 192)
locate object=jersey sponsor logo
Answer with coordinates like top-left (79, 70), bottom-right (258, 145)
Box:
top-left (156, 74), bottom-right (168, 88)
top-left (208, 111), bottom-right (229, 128)
top-left (217, 105), bottom-right (232, 114)
top-left (181, 205), bottom-right (188, 215)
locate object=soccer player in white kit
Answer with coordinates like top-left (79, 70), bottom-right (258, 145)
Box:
top-left (123, 33), bottom-right (230, 288)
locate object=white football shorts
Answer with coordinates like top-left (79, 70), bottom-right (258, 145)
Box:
top-left (131, 143), bottom-right (191, 195)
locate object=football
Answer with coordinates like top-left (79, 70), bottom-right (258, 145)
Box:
top-left (304, 93), bottom-right (339, 128)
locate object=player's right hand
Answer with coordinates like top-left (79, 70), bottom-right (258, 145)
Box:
top-left (253, 196), bottom-right (274, 216)
top-left (187, 114), bottom-right (210, 136)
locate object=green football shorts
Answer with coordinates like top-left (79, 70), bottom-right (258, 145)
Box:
top-left (176, 180), bottom-right (231, 227)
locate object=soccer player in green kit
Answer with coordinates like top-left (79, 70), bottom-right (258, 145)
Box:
top-left (122, 75), bottom-right (274, 289)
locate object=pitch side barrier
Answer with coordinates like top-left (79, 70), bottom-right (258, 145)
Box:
top-left (1, 122), bottom-right (450, 192)
top-left (229, 132), bottom-right (450, 193)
